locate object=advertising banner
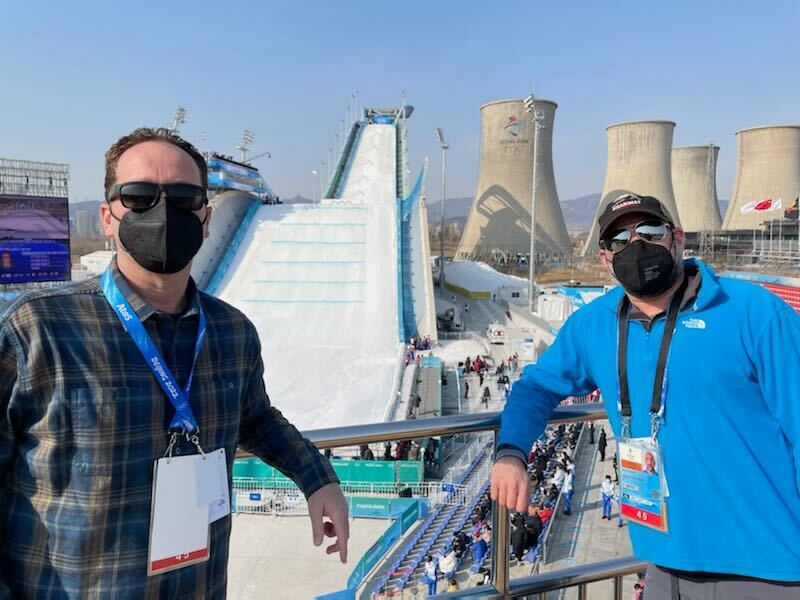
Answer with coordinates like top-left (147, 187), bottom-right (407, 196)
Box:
top-left (0, 194), bottom-right (70, 283)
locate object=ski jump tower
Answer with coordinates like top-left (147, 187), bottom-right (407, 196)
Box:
top-left (583, 120), bottom-right (680, 255)
top-left (456, 98), bottom-right (571, 260)
top-left (671, 145), bottom-right (722, 232)
top-left (722, 125), bottom-right (800, 230)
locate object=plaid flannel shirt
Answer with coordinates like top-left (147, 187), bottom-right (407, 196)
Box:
top-left (0, 260), bottom-right (338, 599)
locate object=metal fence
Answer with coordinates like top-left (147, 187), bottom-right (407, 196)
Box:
top-left (232, 479), bottom-right (470, 516)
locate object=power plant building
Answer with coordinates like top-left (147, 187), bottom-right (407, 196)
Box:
top-left (722, 125), bottom-right (800, 230)
top-left (671, 145), bottom-right (722, 232)
top-left (456, 99), bottom-right (571, 260)
top-left (583, 120), bottom-right (680, 255)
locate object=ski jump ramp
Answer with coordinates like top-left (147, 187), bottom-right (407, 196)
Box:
top-left (214, 124), bottom-right (403, 430)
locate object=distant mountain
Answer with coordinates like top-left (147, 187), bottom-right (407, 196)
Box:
top-left (559, 193), bottom-right (601, 233)
top-left (558, 194), bottom-right (730, 233)
top-left (283, 194), bottom-right (312, 204)
top-left (425, 194), bottom-right (602, 233)
top-left (424, 197), bottom-right (473, 222)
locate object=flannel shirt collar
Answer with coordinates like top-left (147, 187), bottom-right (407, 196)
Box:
top-left (107, 256), bottom-right (200, 322)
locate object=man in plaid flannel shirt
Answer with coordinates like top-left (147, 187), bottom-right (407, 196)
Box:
top-left (0, 128), bottom-right (349, 598)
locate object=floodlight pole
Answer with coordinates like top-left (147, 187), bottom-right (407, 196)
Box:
top-left (436, 128), bottom-right (449, 288)
top-left (525, 94), bottom-right (544, 314)
top-left (311, 170), bottom-right (318, 204)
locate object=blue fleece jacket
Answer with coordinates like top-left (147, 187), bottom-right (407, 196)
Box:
top-left (499, 259), bottom-right (800, 581)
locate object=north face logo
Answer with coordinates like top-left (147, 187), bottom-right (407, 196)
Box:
top-left (682, 318), bottom-right (706, 329)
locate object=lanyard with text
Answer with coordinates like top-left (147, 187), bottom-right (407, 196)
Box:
top-left (615, 275), bottom-right (688, 532)
top-left (101, 270), bottom-right (206, 438)
top-left (616, 274), bottom-right (688, 441)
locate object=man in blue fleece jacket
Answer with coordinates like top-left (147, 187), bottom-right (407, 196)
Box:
top-left (491, 193), bottom-right (800, 598)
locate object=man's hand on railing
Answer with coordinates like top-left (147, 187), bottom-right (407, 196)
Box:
top-left (308, 482), bottom-right (350, 563)
top-left (490, 456), bottom-right (532, 514)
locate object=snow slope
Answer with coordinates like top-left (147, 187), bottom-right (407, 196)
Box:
top-left (214, 124), bottom-right (402, 429)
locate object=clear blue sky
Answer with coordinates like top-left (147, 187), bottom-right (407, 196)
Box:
top-left (1, 1), bottom-right (798, 204)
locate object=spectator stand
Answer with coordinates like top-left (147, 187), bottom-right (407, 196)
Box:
top-left (368, 437), bottom-right (493, 597)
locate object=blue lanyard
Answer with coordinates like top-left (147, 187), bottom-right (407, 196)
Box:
top-left (101, 270), bottom-right (206, 434)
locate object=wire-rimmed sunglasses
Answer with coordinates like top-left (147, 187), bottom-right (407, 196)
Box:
top-left (106, 181), bottom-right (208, 212)
top-left (600, 219), bottom-right (670, 253)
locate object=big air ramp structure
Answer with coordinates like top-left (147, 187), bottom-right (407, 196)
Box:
top-left (582, 120), bottom-right (680, 255)
top-left (208, 112), bottom-right (433, 430)
top-left (671, 145), bottom-right (722, 232)
top-left (456, 99), bottom-right (571, 260)
top-left (191, 191), bottom-right (260, 289)
top-left (722, 125), bottom-right (800, 230)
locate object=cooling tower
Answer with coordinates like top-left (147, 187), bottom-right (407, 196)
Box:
top-left (671, 145), bottom-right (721, 232)
top-left (582, 120), bottom-right (680, 256)
top-left (722, 125), bottom-right (800, 230)
top-left (456, 99), bottom-right (571, 260)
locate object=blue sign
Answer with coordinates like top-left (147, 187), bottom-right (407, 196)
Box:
top-left (249, 492), bottom-right (262, 501)
top-left (441, 483), bottom-right (455, 493)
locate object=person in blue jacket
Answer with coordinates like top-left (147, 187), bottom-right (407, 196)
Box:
top-left (490, 193), bottom-right (800, 599)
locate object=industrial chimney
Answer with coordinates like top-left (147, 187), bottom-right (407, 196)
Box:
top-left (583, 120), bottom-right (680, 255)
top-left (722, 125), bottom-right (800, 230)
top-left (671, 145), bottom-right (721, 232)
top-left (456, 98), bottom-right (571, 260)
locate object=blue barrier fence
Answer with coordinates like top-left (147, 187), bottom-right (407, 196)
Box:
top-left (397, 168), bottom-right (425, 341)
top-left (331, 122), bottom-right (365, 198)
top-left (204, 199), bottom-right (261, 295)
top-left (347, 500), bottom-right (421, 590)
top-left (317, 500), bottom-right (423, 599)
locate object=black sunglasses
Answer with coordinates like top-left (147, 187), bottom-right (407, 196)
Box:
top-left (600, 219), bottom-right (670, 253)
top-left (106, 181), bottom-right (208, 212)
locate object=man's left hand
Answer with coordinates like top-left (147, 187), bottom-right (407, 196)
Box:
top-left (308, 483), bottom-right (350, 563)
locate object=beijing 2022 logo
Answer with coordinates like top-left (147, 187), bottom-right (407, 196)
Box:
top-left (504, 116), bottom-right (523, 137)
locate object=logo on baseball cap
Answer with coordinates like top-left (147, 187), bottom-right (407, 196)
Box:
top-left (597, 193), bottom-right (675, 241)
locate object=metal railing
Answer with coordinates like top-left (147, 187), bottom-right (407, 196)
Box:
top-left (232, 479), bottom-right (470, 516)
top-left (253, 402), bottom-right (644, 598)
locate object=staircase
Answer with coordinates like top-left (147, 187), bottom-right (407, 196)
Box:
top-left (374, 439), bottom-right (493, 596)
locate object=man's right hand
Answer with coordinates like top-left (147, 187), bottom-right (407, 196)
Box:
top-left (490, 456), bottom-right (531, 514)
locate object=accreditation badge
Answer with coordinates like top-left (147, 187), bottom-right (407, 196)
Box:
top-left (147, 448), bottom-right (230, 575)
top-left (617, 438), bottom-right (668, 532)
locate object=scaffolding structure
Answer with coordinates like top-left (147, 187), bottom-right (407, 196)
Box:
top-left (0, 158), bottom-right (69, 198)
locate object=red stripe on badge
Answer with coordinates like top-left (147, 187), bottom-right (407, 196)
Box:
top-left (150, 547), bottom-right (208, 572)
top-left (621, 503), bottom-right (663, 528)
top-left (620, 459), bottom-right (641, 470)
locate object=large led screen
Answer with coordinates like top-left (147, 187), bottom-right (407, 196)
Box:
top-left (0, 194), bottom-right (70, 283)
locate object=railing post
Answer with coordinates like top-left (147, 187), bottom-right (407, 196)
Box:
top-left (577, 583), bottom-right (588, 600)
top-left (613, 575), bottom-right (623, 600)
top-left (491, 432), bottom-right (509, 596)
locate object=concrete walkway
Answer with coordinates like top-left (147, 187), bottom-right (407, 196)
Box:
top-left (539, 422), bottom-right (639, 599)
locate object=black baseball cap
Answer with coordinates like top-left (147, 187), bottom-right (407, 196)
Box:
top-left (597, 193), bottom-right (675, 242)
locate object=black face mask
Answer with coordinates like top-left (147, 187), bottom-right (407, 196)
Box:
top-left (611, 239), bottom-right (678, 297)
top-left (116, 199), bottom-right (205, 274)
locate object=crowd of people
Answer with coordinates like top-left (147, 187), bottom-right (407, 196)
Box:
top-left (404, 335), bottom-right (434, 366)
top-left (414, 422), bottom-right (583, 595)
top-left (507, 423), bottom-right (581, 562)
top-left (458, 353), bottom-right (520, 405)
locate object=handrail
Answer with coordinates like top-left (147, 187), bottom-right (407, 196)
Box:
top-left (235, 403), bottom-right (611, 598)
top-left (508, 556), bottom-right (648, 598)
top-left (300, 403), bottom-right (604, 449)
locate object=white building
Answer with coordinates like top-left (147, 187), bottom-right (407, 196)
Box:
top-left (80, 250), bottom-right (114, 276)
